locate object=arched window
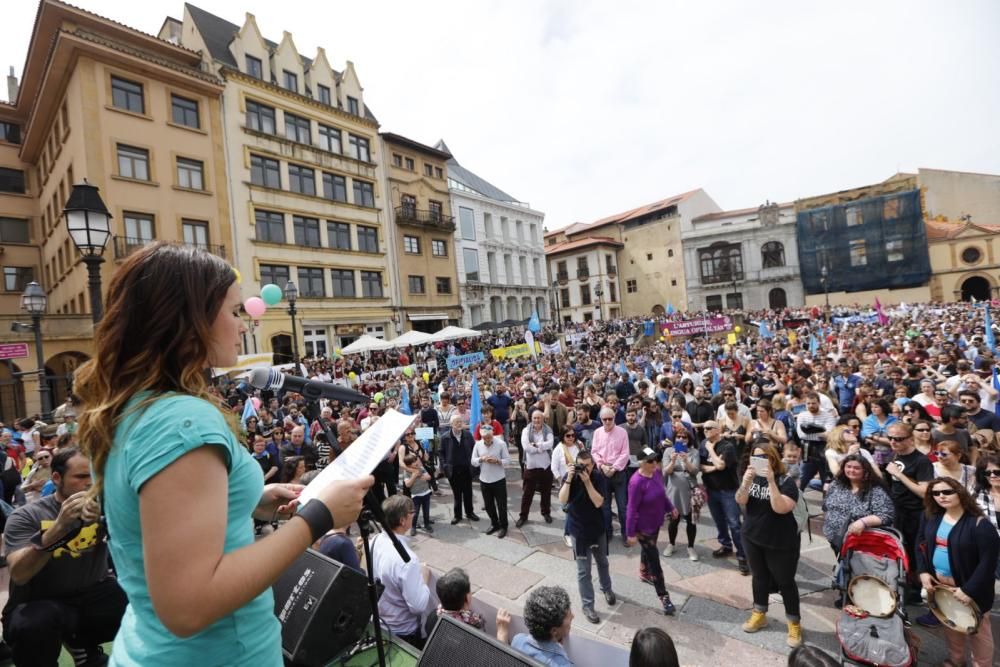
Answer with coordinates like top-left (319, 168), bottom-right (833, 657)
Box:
top-left (761, 241), bottom-right (785, 268)
top-left (768, 287), bottom-right (787, 309)
top-left (698, 242), bottom-right (743, 284)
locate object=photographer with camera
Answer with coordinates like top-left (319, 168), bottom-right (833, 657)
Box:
top-left (558, 450), bottom-right (616, 625)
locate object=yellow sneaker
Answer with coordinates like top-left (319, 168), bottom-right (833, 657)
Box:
top-left (786, 621), bottom-right (803, 648)
top-left (741, 610), bottom-right (767, 633)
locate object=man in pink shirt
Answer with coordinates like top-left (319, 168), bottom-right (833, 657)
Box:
top-left (590, 407), bottom-right (630, 544)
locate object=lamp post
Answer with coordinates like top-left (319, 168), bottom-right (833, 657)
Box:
top-left (551, 280), bottom-right (561, 329)
top-left (284, 280), bottom-right (300, 374)
top-left (594, 285), bottom-right (604, 321)
top-left (820, 265), bottom-right (830, 322)
top-left (20, 282), bottom-right (52, 419)
top-left (64, 180), bottom-right (112, 324)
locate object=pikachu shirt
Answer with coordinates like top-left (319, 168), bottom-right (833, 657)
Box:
top-left (2, 494), bottom-right (111, 602)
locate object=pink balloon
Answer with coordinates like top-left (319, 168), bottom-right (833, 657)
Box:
top-left (251, 397), bottom-right (261, 410)
top-left (244, 296), bottom-right (266, 318)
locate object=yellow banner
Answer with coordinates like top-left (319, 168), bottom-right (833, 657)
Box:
top-left (490, 342), bottom-right (542, 360)
top-left (726, 333), bottom-right (737, 345)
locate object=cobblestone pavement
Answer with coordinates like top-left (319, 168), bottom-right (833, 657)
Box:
top-left (410, 465), bottom-right (998, 666)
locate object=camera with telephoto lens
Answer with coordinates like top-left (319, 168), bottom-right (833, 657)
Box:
top-left (572, 463), bottom-right (587, 473)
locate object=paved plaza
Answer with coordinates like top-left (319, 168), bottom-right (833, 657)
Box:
top-left (411, 465), bottom-right (998, 666)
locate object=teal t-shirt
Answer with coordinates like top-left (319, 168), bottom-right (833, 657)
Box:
top-left (104, 393), bottom-right (281, 666)
top-left (932, 516), bottom-right (955, 579)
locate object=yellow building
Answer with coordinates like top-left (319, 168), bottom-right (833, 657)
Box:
top-left (926, 219), bottom-right (1000, 302)
top-left (0, 0), bottom-right (231, 421)
top-left (163, 6), bottom-right (393, 356)
top-left (546, 189), bottom-right (721, 318)
top-left (380, 133), bottom-right (461, 332)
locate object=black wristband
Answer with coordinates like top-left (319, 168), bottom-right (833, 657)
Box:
top-left (296, 499), bottom-right (334, 542)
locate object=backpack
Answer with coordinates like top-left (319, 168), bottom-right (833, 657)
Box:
top-left (782, 474), bottom-right (809, 533)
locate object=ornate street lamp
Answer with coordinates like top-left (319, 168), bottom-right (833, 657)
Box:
top-left (64, 180), bottom-right (112, 323)
top-left (284, 280), bottom-right (300, 374)
top-left (20, 281), bottom-right (52, 418)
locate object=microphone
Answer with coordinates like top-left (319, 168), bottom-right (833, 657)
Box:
top-left (248, 367), bottom-right (369, 403)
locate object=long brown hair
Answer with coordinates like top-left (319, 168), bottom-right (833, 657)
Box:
top-left (75, 242), bottom-right (238, 499)
top-left (923, 476), bottom-right (983, 518)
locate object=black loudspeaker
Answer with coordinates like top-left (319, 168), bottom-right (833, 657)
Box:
top-left (418, 614), bottom-right (543, 666)
top-left (272, 548), bottom-right (371, 666)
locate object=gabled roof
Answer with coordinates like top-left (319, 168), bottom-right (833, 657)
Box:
top-left (185, 4), bottom-right (383, 121)
top-left (555, 189), bottom-right (701, 237)
top-left (544, 235), bottom-right (624, 256)
top-left (381, 132), bottom-right (451, 160)
top-left (925, 219), bottom-right (1000, 241)
top-left (437, 139), bottom-right (521, 203)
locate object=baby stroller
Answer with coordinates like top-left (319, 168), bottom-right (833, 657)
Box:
top-left (833, 527), bottom-right (916, 667)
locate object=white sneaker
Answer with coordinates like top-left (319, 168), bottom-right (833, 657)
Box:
top-left (564, 535), bottom-right (573, 548)
top-left (662, 544), bottom-right (675, 557)
top-left (688, 547), bottom-right (699, 561)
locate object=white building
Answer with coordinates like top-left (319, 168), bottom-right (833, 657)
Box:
top-left (545, 236), bottom-right (624, 323)
top-left (437, 141), bottom-right (548, 326)
top-left (681, 201), bottom-right (803, 311)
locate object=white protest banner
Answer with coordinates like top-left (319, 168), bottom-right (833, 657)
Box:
top-left (298, 408), bottom-right (415, 505)
top-left (540, 340), bottom-right (562, 355)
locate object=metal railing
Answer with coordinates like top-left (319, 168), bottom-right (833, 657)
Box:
top-left (394, 206), bottom-right (456, 231)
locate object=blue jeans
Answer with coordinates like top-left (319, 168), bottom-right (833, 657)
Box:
top-left (602, 470), bottom-right (628, 539)
top-left (573, 533), bottom-right (613, 611)
top-left (706, 488), bottom-right (744, 559)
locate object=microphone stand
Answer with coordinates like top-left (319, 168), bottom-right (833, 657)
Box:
top-left (358, 491), bottom-right (410, 667)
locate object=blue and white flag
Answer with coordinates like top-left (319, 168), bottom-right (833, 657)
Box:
top-left (527, 310), bottom-right (541, 333)
top-left (993, 367), bottom-right (1000, 418)
top-left (809, 334), bottom-right (819, 357)
top-left (711, 366), bottom-right (720, 395)
top-left (618, 358), bottom-right (628, 376)
top-left (684, 340), bottom-right (693, 357)
top-left (241, 395), bottom-right (258, 425)
top-left (759, 321), bottom-right (772, 339)
top-left (985, 307), bottom-right (996, 352)
top-left (470, 374), bottom-right (483, 433)
top-left (666, 303), bottom-right (675, 316)
top-left (399, 382), bottom-right (412, 416)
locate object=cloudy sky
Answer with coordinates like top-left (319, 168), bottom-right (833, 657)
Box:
top-left (2, 1), bottom-right (998, 230)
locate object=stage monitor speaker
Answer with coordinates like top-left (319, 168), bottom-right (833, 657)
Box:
top-left (273, 548), bottom-right (370, 667)
top-left (418, 614), bottom-right (543, 666)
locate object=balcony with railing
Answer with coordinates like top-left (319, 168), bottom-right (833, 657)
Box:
top-left (394, 206), bottom-right (456, 232)
top-left (556, 271), bottom-right (569, 283)
top-left (576, 268), bottom-right (590, 279)
top-left (113, 236), bottom-right (227, 260)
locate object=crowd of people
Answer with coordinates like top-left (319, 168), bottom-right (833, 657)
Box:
top-left (2, 267), bottom-right (1000, 665)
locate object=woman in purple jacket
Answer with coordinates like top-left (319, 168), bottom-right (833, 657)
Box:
top-left (626, 446), bottom-right (679, 615)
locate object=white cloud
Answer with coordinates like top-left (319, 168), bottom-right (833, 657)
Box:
top-left (2, 0), bottom-right (997, 229)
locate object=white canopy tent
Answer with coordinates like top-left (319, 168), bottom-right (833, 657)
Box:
top-left (388, 330), bottom-right (434, 348)
top-left (427, 325), bottom-right (483, 342)
top-left (211, 353), bottom-right (273, 378)
top-left (340, 334), bottom-right (393, 355)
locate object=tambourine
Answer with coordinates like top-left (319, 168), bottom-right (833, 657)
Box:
top-left (847, 574), bottom-right (897, 618)
top-left (928, 586), bottom-right (982, 635)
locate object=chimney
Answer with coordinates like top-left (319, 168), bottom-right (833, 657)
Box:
top-left (7, 66), bottom-right (18, 104)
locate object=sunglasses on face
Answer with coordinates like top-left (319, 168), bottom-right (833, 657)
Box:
top-left (887, 435), bottom-right (908, 442)
top-left (930, 488), bottom-right (957, 497)
top-left (601, 417), bottom-right (614, 422)
top-left (564, 434), bottom-right (576, 440)
top-left (913, 428), bottom-right (930, 433)
top-left (986, 469), bottom-right (1000, 478)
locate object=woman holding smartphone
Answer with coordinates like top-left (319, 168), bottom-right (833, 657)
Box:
top-left (736, 440), bottom-right (802, 648)
top-left (662, 431), bottom-right (700, 560)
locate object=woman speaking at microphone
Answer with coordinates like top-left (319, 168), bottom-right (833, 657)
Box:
top-left (75, 243), bottom-right (373, 666)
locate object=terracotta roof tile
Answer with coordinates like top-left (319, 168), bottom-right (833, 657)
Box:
top-left (924, 219), bottom-right (1000, 241)
top-left (544, 235), bottom-right (624, 255)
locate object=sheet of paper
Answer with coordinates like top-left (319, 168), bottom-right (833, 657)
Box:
top-left (414, 427), bottom-right (434, 440)
top-left (298, 408), bottom-right (415, 505)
